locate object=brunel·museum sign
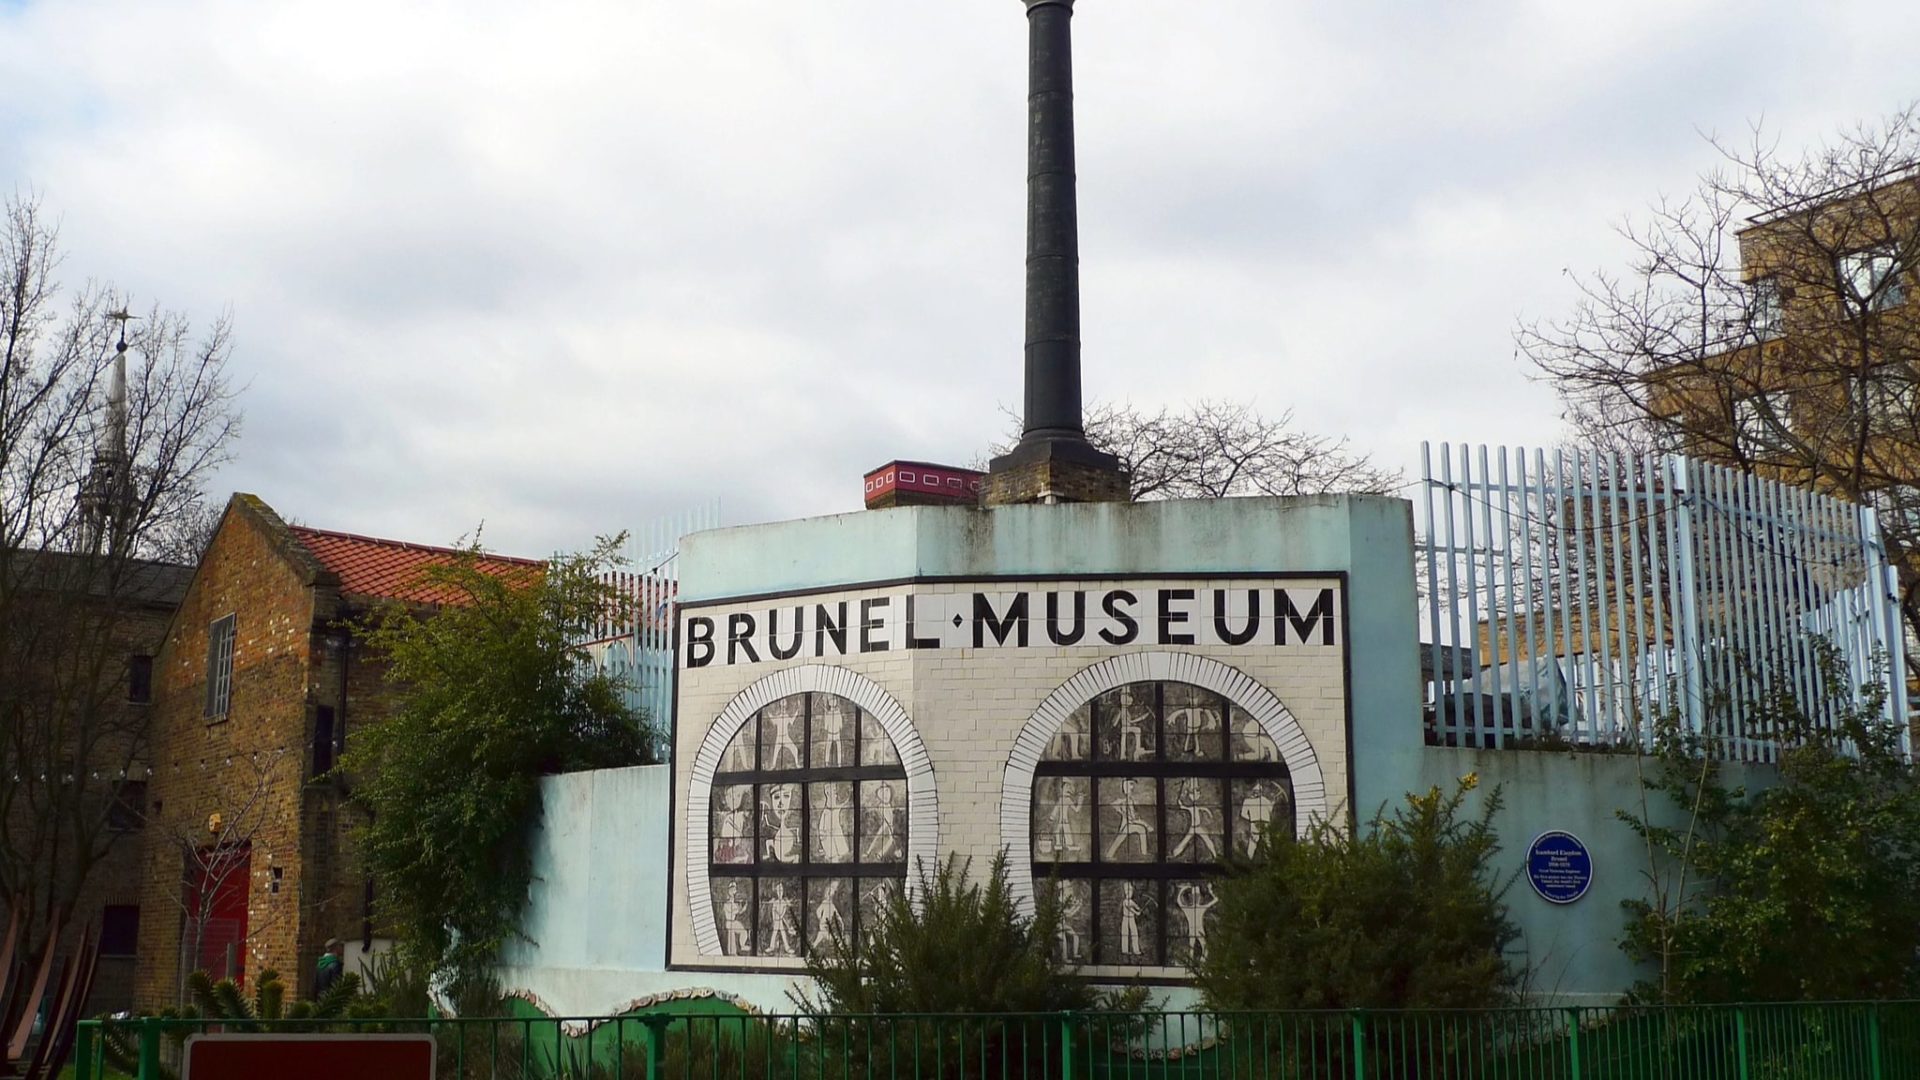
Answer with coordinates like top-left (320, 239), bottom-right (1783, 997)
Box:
top-left (680, 580), bottom-right (1343, 669)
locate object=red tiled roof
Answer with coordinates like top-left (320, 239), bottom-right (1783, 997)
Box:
top-left (287, 527), bottom-right (542, 605)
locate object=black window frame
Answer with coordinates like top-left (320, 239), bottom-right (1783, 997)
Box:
top-left (311, 705), bottom-right (337, 779)
top-left (109, 779), bottom-right (148, 832)
top-left (708, 691), bottom-right (908, 959)
top-left (100, 904), bottom-right (140, 958)
top-left (127, 654), bottom-right (154, 705)
top-left (1030, 680), bottom-right (1293, 968)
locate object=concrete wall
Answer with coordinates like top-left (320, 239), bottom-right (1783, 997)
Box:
top-left (1384, 746), bottom-right (1773, 1003)
top-left (498, 764), bottom-right (810, 1014)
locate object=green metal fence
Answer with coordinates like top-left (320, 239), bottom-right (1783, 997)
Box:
top-left (72, 1001), bottom-right (1920, 1080)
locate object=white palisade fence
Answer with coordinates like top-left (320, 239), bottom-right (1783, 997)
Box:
top-left (1422, 443), bottom-right (1908, 761)
top-left (586, 503), bottom-right (721, 737)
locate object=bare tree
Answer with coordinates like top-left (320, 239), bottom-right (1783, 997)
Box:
top-left (0, 193), bottom-right (241, 960)
top-left (1518, 104), bottom-right (1920, 664)
top-left (157, 748), bottom-right (297, 996)
top-left (994, 399), bottom-right (1401, 500)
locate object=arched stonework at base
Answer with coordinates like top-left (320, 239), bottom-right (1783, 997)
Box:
top-left (686, 665), bottom-right (937, 957)
top-left (999, 651), bottom-right (1329, 916)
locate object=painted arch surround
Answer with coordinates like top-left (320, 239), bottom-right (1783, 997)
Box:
top-left (684, 664), bottom-right (938, 957)
top-left (998, 651), bottom-right (1331, 916)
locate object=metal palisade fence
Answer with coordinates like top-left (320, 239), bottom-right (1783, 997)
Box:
top-left (1421, 442), bottom-right (1909, 759)
top-left (585, 503), bottom-right (720, 739)
top-left (76, 1002), bottom-right (1920, 1080)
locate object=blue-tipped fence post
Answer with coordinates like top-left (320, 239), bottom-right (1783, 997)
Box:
top-left (73, 1019), bottom-right (95, 1080)
top-left (642, 1012), bottom-right (672, 1080)
top-left (1350, 1010), bottom-right (1367, 1080)
top-left (1058, 1011), bottom-right (1077, 1080)
top-left (1565, 1008), bottom-right (1582, 1080)
top-left (138, 1016), bottom-right (161, 1080)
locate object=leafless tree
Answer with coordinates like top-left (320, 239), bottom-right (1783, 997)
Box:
top-left (156, 748), bottom-right (297, 996)
top-left (1517, 104), bottom-right (1920, 663)
top-left (994, 399), bottom-right (1401, 501)
top-left (0, 193), bottom-right (241, 960)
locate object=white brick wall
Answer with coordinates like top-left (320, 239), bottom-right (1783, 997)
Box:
top-left (669, 578), bottom-right (1350, 979)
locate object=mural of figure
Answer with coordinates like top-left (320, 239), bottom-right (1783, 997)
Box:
top-left (810, 880), bottom-right (845, 953)
top-left (1055, 888), bottom-right (1084, 962)
top-left (767, 705), bottom-right (803, 770)
top-left (765, 786), bottom-right (801, 863)
top-left (1104, 778), bottom-right (1152, 860)
top-left (721, 881), bottom-right (751, 955)
top-left (1044, 779), bottom-right (1085, 859)
top-left (716, 787), bottom-right (752, 864)
top-left (863, 783), bottom-right (901, 861)
top-left (1167, 706), bottom-right (1202, 757)
top-left (1174, 883), bottom-right (1218, 955)
top-left (1171, 778), bottom-right (1221, 860)
top-left (1119, 882), bottom-right (1144, 958)
top-left (821, 705), bottom-right (846, 765)
top-left (1116, 699), bottom-right (1153, 762)
top-left (814, 784), bottom-right (852, 861)
top-left (764, 881), bottom-right (797, 956)
top-left (1239, 781), bottom-right (1281, 854)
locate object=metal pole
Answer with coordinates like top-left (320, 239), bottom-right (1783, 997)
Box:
top-left (1019, 0), bottom-right (1086, 445)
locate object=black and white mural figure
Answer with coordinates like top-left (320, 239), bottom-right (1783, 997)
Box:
top-left (1009, 653), bottom-right (1324, 970)
top-left (703, 689), bottom-right (911, 957)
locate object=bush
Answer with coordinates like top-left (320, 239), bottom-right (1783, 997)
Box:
top-left (1192, 777), bottom-right (1521, 1012)
top-left (795, 853), bottom-right (1145, 1080)
top-left (1619, 644), bottom-right (1920, 1003)
top-left (344, 535), bottom-right (657, 991)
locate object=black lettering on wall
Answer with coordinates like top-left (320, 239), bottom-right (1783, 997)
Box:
top-left (1214, 589), bottom-right (1261, 646)
top-left (860, 597), bottom-right (890, 653)
top-left (1045, 591), bottom-right (1086, 646)
top-left (1099, 590), bottom-right (1139, 645)
top-left (1158, 589), bottom-right (1196, 645)
top-left (974, 592), bottom-right (1030, 648)
top-left (1276, 588), bottom-right (1337, 645)
top-left (906, 594), bottom-right (941, 649)
top-left (685, 617), bottom-right (716, 668)
top-left (816, 602), bottom-right (848, 656)
top-left (768, 606), bottom-right (804, 660)
top-left (727, 613), bottom-right (760, 665)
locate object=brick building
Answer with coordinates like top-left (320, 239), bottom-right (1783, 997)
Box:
top-left (0, 552), bottom-right (191, 1013)
top-left (134, 494), bottom-right (540, 1007)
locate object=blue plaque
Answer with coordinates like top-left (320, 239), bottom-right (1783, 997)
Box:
top-left (1525, 831), bottom-right (1592, 904)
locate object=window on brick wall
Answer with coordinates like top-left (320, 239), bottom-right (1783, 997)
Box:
top-left (100, 905), bottom-right (139, 957)
top-left (312, 706), bottom-right (336, 779)
top-left (128, 654), bottom-right (153, 704)
top-left (109, 780), bottom-right (147, 831)
top-left (205, 614), bottom-right (236, 719)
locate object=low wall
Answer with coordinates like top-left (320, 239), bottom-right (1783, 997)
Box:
top-left (1402, 746), bottom-right (1772, 1004)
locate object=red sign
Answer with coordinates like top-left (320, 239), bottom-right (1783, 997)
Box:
top-left (184, 1034), bottom-right (435, 1079)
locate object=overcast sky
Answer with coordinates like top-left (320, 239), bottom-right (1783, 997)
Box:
top-left (3, 0), bottom-right (1917, 559)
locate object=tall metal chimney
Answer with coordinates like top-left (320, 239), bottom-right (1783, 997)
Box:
top-left (984, 0), bottom-right (1128, 506)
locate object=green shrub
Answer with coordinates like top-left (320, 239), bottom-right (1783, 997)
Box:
top-left (1192, 777), bottom-right (1520, 1012)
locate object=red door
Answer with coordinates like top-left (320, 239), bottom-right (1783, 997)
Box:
top-left (185, 845), bottom-right (251, 985)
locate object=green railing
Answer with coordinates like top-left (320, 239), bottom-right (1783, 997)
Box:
top-left (72, 1001), bottom-right (1920, 1080)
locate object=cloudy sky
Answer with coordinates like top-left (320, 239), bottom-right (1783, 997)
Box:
top-left (2, 0), bottom-right (1916, 558)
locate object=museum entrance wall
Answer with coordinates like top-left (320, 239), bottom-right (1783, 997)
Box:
top-left (667, 496), bottom-right (1418, 983)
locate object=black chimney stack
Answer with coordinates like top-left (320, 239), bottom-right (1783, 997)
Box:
top-left (985, 0), bottom-right (1127, 505)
